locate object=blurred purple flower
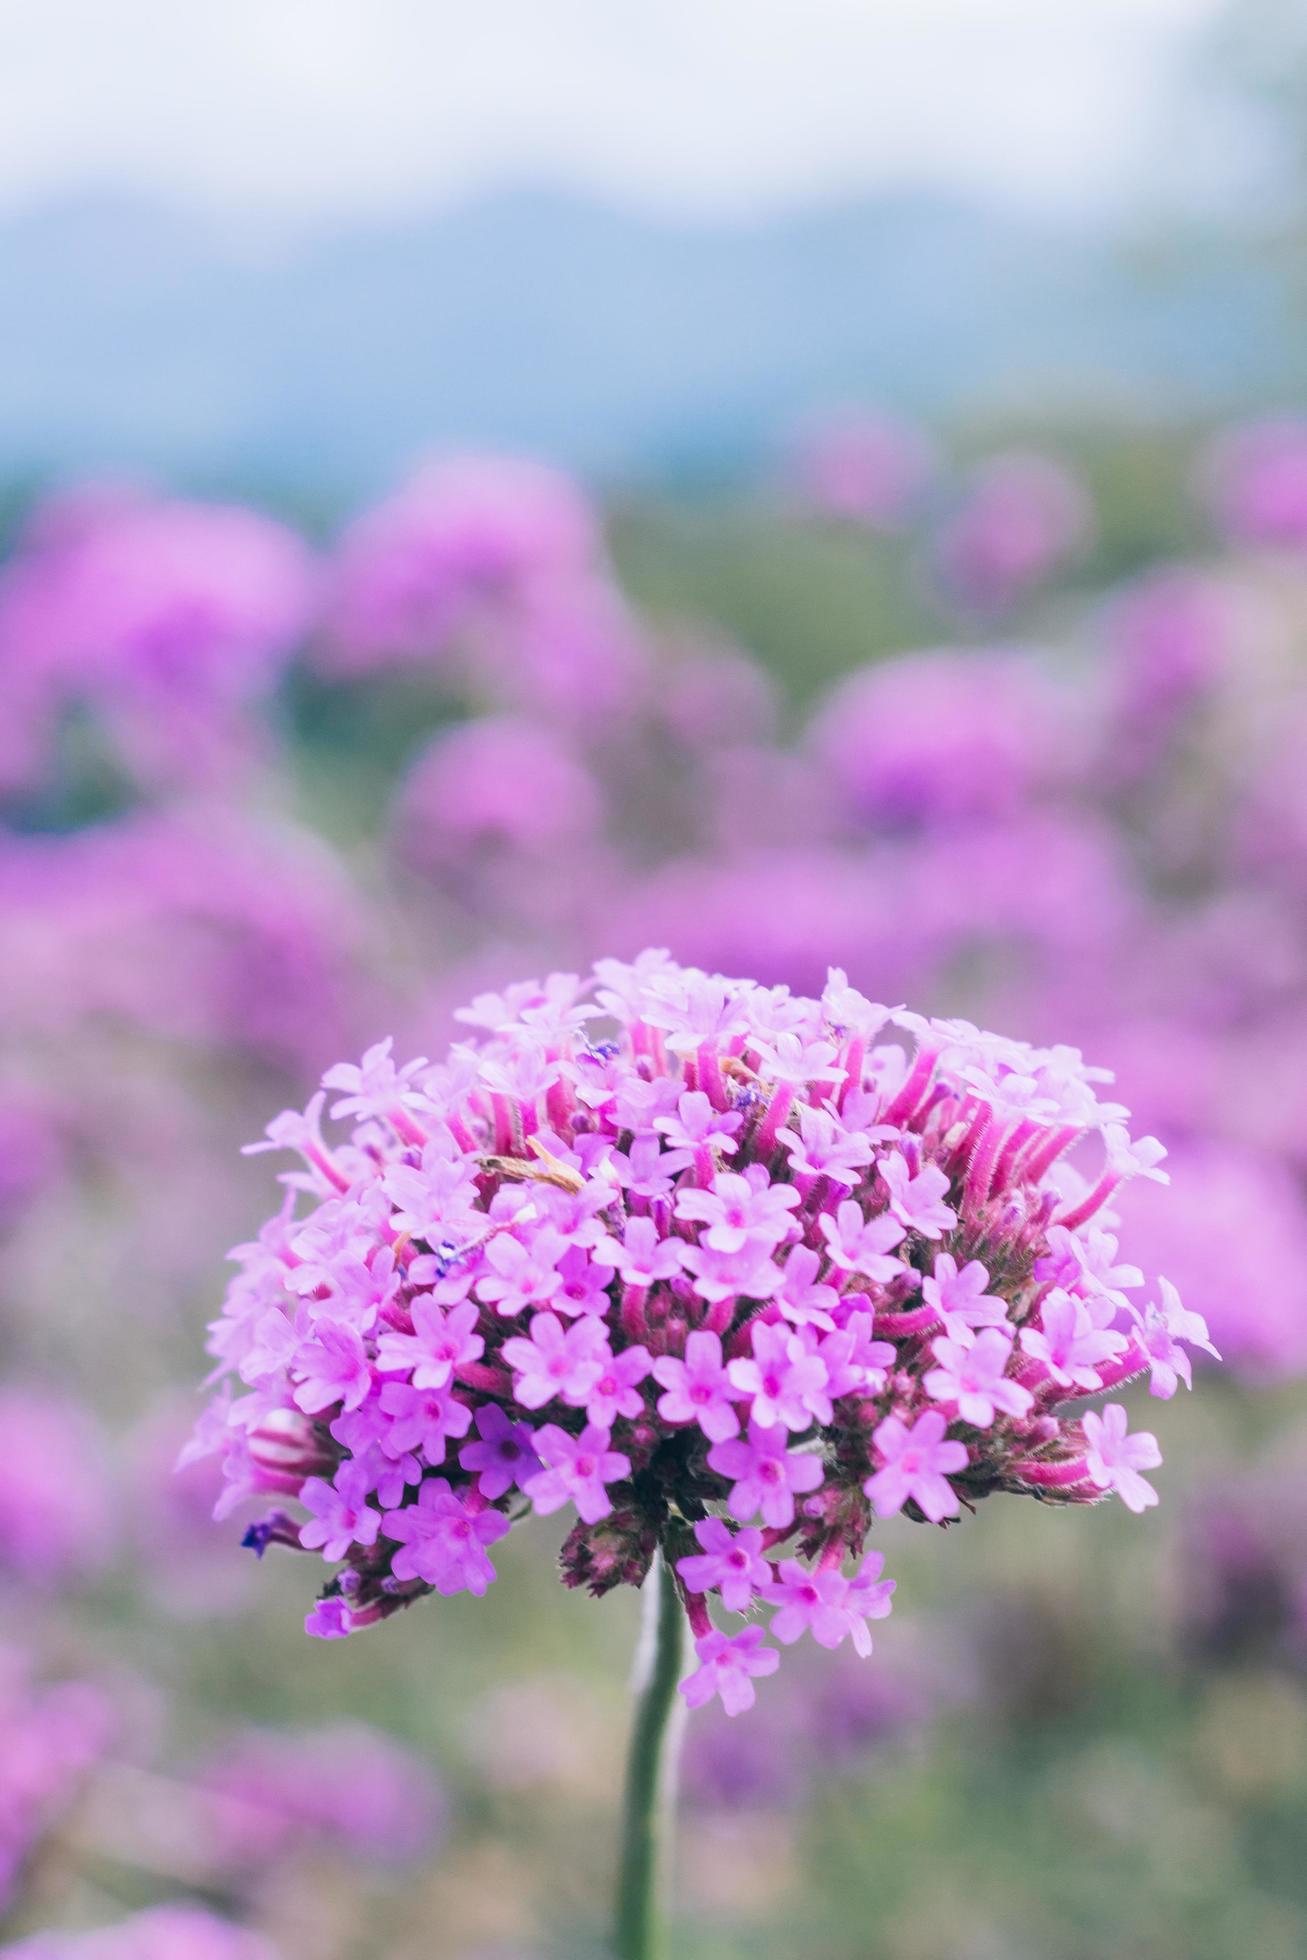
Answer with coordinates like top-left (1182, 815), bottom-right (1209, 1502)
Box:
top-left (392, 716), bottom-right (603, 881)
top-left (325, 454), bottom-right (599, 666)
top-left (934, 452), bottom-right (1092, 613)
top-left (810, 648), bottom-right (1070, 833)
top-left (1119, 1142), bottom-right (1307, 1381)
top-left (0, 489), bottom-right (315, 794)
top-left (2, 1908), bottom-right (282, 1959)
top-left (790, 410), bottom-right (935, 528)
top-left (197, 1721), bottom-right (446, 1870)
top-left (0, 1648), bottom-right (116, 1920)
top-left (0, 1389), bottom-right (113, 1588)
top-left (1203, 416), bottom-right (1307, 549)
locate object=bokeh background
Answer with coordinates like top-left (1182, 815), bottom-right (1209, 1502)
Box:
top-left (2, 2), bottom-right (1307, 1955)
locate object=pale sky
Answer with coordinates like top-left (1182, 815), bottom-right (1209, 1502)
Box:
top-left (0, 0), bottom-right (1230, 222)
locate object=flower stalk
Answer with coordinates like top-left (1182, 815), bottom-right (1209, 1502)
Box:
top-left (615, 1551), bottom-right (685, 1960)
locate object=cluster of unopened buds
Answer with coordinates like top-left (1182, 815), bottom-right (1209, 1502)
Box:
top-left (191, 953), bottom-right (1211, 1716)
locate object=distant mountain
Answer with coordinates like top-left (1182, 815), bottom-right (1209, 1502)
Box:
top-left (0, 186), bottom-right (1290, 493)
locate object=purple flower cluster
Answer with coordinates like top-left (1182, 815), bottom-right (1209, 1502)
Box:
top-left (195, 954), bottom-right (1202, 1716)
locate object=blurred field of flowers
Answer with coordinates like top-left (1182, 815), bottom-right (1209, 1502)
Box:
top-left (2, 411), bottom-right (1306, 1959)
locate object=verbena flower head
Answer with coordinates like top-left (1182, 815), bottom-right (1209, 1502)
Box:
top-left (193, 954), bottom-right (1201, 1715)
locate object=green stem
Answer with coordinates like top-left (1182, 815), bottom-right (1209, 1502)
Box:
top-left (614, 1550), bottom-right (686, 1960)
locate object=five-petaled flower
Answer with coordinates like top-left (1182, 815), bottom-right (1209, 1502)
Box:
top-left (381, 1479), bottom-right (511, 1593)
top-left (763, 1553), bottom-right (895, 1655)
top-left (653, 1331), bottom-right (739, 1443)
top-left (524, 1423), bottom-right (631, 1524)
top-left (865, 1409), bottom-right (969, 1523)
top-left (501, 1311), bottom-right (607, 1410)
top-left (680, 1626), bottom-right (780, 1716)
top-left (458, 1404), bottom-right (542, 1500)
top-left (298, 1474), bottom-right (381, 1562)
top-left (676, 1518), bottom-right (771, 1612)
top-left (1081, 1403), bottom-right (1162, 1513)
top-left (924, 1328), bottom-right (1033, 1428)
top-left (376, 1297), bottom-right (484, 1389)
top-left (708, 1421), bottom-right (825, 1529)
top-left (726, 1322), bottom-right (831, 1432)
